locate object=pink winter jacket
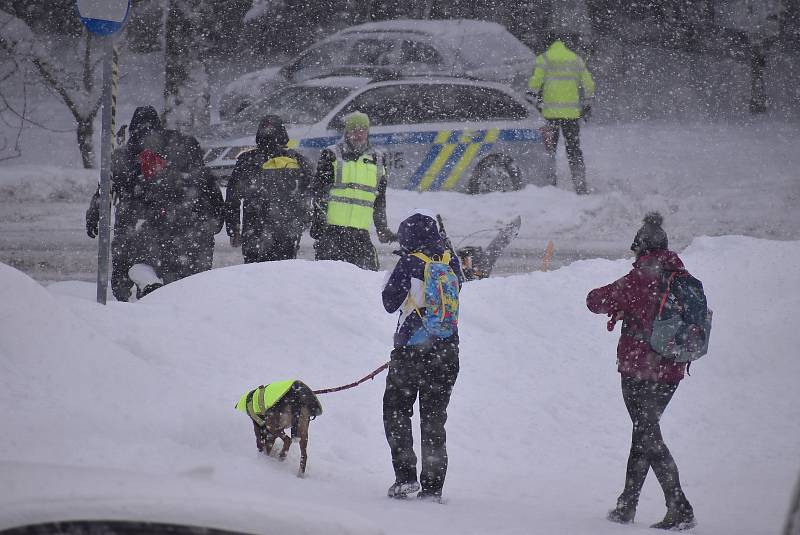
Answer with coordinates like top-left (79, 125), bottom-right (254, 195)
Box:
top-left (586, 250), bottom-right (688, 384)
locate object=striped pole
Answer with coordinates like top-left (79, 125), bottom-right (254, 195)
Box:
top-left (111, 43), bottom-right (119, 148)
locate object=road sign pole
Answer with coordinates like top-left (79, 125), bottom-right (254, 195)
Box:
top-left (96, 37), bottom-right (114, 304)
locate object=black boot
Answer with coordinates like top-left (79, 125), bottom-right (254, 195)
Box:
top-left (651, 501), bottom-right (696, 530)
top-left (607, 498), bottom-right (636, 524)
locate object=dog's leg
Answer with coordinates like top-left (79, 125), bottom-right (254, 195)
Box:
top-left (277, 430), bottom-right (292, 460)
top-left (296, 406), bottom-right (311, 477)
top-left (262, 430), bottom-right (277, 455)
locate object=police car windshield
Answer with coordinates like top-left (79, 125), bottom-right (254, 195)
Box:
top-left (230, 86), bottom-right (352, 131)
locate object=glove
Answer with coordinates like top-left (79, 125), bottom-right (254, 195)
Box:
top-left (310, 220), bottom-right (326, 240)
top-left (378, 230), bottom-right (398, 244)
top-left (85, 194), bottom-right (100, 238)
top-left (582, 104), bottom-right (592, 121)
top-left (606, 311), bottom-right (623, 332)
top-left (526, 90), bottom-right (543, 113)
top-left (228, 225), bottom-right (241, 247)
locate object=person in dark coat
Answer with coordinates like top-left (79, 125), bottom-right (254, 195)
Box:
top-left (224, 115), bottom-right (313, 263)
top-left (87, 106), bottom-right (223, 300)
top-left (309, 112), bottom-right (396, 271)
top-left (85, 106), bottom-right (161, 301)
top-left (381, 210), bottom-right (463, 502)
top-left (139, 133), bottom-right (224, 283)
top-left (586, 212), bottom-right (696, 531)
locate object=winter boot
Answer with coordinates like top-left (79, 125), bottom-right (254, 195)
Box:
top-left (650, 502), bottom-right (696, 530)
top-left (129, 263), bottom-right (164, 299)
top-left (417, 490), bottom-right (444, 504)
top-left (387, 481), bottom-right (420, 499)
top-left (607, 498), bottom-right (636, 524)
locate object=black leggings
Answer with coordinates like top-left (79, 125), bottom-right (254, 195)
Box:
top-left (619, 376), bottom-right (689, 508)
top-left (383, 342), bottom-right (459, 495)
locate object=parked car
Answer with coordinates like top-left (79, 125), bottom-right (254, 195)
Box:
top-left (218, 19), bottom-right (535, 120)
top-left (204, 75), bottom-right (553, 194)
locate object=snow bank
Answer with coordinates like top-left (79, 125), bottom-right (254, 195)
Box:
top-left (3, 236), bottom-right (799, 534)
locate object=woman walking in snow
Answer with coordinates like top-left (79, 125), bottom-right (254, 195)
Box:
top-left (586, 212), bottom-right (696, 531)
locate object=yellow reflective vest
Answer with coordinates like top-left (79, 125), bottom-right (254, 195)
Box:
top-left (235, 380), bottom-right (296, 426)
top-left (528, 40), bottom-right (595, 120)
top-left (326, 145), bottom-right (382, 230)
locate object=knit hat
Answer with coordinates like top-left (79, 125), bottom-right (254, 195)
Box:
top-left (631, 212), bottom-right (668, 256)
top-left (343, 111), bottom-right (369, 132)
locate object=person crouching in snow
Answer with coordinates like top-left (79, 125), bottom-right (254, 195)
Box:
top-left (382, 210), bottom-right (464, 502)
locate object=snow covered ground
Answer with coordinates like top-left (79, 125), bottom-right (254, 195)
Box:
top-left (1, 236), bottom-right (799, 534)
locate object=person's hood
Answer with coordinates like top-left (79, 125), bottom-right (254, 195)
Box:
top-left (129, 106), bottom-right (161, 139)
top-left (633, 249), bottom-right (685, 272)
top-left (397, 210), bottom-right (445, 254)
top-left (255, 115), bottom-right (289, 154)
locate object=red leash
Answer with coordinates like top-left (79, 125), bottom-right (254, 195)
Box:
top-left (313, 362), bottom-right (390, 395)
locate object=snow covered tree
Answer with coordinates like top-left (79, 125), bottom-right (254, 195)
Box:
top-left (0, 10), bottom-right (101, 168)
top-left (163, 0), bottom-right (212, 132)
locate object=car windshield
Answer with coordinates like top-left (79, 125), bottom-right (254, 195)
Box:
top-left (219, 86), bottom-right (351, 136)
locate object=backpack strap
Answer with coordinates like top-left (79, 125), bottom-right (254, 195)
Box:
top-left (656, 271), bottom-right (677, 318)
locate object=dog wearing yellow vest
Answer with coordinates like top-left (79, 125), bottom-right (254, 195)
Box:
top-left (236, 380), bottom-right (323, 477)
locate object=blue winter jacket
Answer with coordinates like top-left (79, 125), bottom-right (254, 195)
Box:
top-left (382, 212), bottom-right (464, 348)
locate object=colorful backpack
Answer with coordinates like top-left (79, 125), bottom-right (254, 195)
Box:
top-left (650, 271), bottom-right (713, 363)
top-left (409, 251), bottom-right (460, 339)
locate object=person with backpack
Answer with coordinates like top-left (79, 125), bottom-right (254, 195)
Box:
top-left (225, 115), bottom-right (313, 263)
top-left (310, 111), bottom-right (397, 271)
top-left (381, 209), bottom-right (463, 502)
top-left (586, 212), bottom-right (698, 531)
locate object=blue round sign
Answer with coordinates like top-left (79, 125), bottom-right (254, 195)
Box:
top-left (76, 0), bottom-right (131, 36)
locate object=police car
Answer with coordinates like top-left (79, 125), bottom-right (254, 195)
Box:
top-left (204, 76), bottom-right (554, 194)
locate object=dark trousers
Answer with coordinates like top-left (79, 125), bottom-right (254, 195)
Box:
top-left (619, 376), bottom-right (690, 509)
top-left (383, 342), bottom-right (459, 496)
top-left (314, 226), bottom-right (378, 271)
top-left (242, 233), bottom-right (300, 263)
top-left (545, 119), bottom-right (587, 194)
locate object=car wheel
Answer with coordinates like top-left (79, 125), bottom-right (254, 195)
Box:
top-left (468, 155), bottom-right (522, 194)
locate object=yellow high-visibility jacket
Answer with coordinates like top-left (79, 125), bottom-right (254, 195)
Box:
top-left (528, 40), bottom-right (595, 120)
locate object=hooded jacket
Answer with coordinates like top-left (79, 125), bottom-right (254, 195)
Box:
top-left (383, 212), bottom-right (464, 348)
top-left (225, 117), bottom-right (312, 240)
top-left (586, 249), bottom-right (689, 384)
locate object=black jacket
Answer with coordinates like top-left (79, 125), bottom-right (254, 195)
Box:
top-left (224, 146), bottom-right (313, 240)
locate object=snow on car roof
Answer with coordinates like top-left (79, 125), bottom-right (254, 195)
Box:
top-left (338, 18), bottom-right (515, 39)
top-left (335, 18), bottom-right (533, 65)
top-left (300, 75), bottom-right (373, 89)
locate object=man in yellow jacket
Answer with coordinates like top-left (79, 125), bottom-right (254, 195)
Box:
top-left (528, 34), bottom-right (595, 194)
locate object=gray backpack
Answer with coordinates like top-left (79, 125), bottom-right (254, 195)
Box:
top-left (650, 271), bottom-right (713, 364)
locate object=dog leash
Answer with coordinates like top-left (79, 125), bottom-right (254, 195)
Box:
top-left (313, 362), bottom-right (390, 395)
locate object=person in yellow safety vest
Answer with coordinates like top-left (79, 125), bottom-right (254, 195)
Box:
top-left (527, 33), bottom-right (595, 195)
top-left (309, 111), bottom-right (397, 271)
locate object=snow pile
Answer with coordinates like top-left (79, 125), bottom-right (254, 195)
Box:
top-left (1, 236), bottom-right (799, 534)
